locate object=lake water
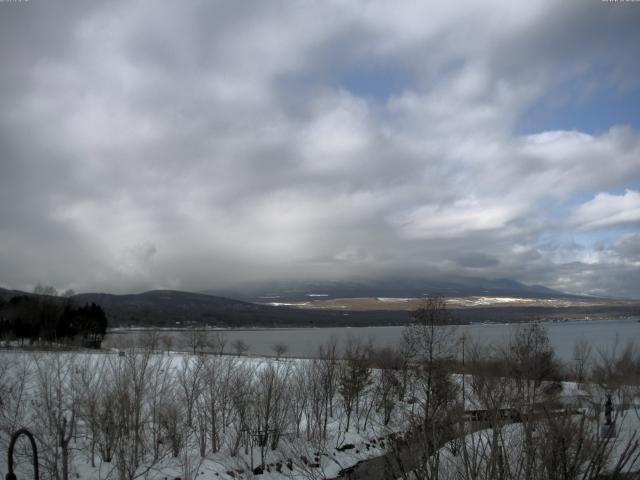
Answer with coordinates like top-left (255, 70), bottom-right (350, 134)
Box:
top-left (106, 318), bottom-right (640, 362)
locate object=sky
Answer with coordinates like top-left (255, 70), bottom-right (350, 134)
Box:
top-left (0, 0), bottom-right (639, 298)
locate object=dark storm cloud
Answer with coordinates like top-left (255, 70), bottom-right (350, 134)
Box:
top-left (0, 0), bottom-right (639, 297)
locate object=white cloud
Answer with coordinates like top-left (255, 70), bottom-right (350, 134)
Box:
top-left (392, 198), bottom-right (522, 239)
top-left (572, 190), bottom-right (640, 230)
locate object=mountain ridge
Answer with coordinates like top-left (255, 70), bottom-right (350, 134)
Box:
top-left (1, 282), bottom-right (635, 329)
top-left (203, 276), bottom-right (588, 303)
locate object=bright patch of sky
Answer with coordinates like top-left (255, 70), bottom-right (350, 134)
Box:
top-left (518, 81), bottom-right (640, 135)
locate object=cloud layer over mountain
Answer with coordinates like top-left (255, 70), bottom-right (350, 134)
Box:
top-left (1, 0), bottom-right (639, 297)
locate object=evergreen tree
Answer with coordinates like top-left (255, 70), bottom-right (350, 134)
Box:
top-left (0, 296), bottom-right (107, 348)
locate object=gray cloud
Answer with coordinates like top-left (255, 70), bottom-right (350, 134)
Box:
top-left (1, 0), bottom-right (639, 297)
top-left (455, 253), bottom-right (500, 269)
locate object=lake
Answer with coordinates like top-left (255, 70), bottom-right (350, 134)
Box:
top-left (105, 317), bottom-right (640, 362)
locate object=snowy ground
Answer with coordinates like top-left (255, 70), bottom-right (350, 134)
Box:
top-left (0, 350), bottom-right (410, 480)
top-left (1, 349), bottom-right (639, 480)
top-left (432, 409), bottom-right (640, 479)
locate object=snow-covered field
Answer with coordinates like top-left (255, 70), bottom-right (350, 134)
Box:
top-left (1, 347), bottom-right (639, 480)
top-left (432, 410), bottom-right (640, 480)
top-left (265, 295), bottom-right (626, 312)
top-left (0, 350), bottom-right (413, 480)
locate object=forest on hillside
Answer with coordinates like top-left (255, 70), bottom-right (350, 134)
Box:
top-left (0, 294), bottom-right (107, 348)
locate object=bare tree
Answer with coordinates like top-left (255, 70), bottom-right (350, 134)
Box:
top-left (141, 329), bottom-right (161, 353)
top-left (158, 394), bottom-right (184, 458)
top-left (109, 350), bottom-right (161, 480)
top-left (507, 322), bottom-right (560, 409)
top-left (77, 355), bottom-right (109, 468)
top-left (161, 334), bottom-right (173, 353)
top-left (338, 340), bottom-right (371, 433)
top-left (303, 359), bottom-right (329, 443)
top-left (461, 343), bottom-right (519, 479)
top-left (318, 337), bottom-right (339, 423)
top-left (95, 375), bottom-right (119, 464)
top-left (254, 361), bottom-right (291, 458)
top-left (592, 340), bottom-right (640, 407)
top-left (232, 339), bottom-right (250, 356)
top-left (394, 296), bottom-right (461, 479)
top-left (289, 363), bottom-right (309, 438)
top-left (229, 362), bottom-right (255, 457)
top-left (177, 354), bottom-right (204, 429)
top-left (180, 447), bottom-right (205, 480)
top-left (272, 342), bottom-right (289, 360)
top-left (32, 353), bottom-right (78, 480)
top-left (145, 354), bottom-right (176, 461)
top-left (0, 353), bottom-right (31, 443)
top-left (572, 338), bottom-right (593, 383)
top-left (188, 325), bottom-right (206, 354)
top-left (205, 331), bottom-right (227, 354)
top-left (371, 347), bottom-right (405, 426)
top-left (403, 296), bottom-right (457, 361)
top-left (403, 296), bottom-right (458, 425)
top-left (198, 354), bottom-right (237, 454)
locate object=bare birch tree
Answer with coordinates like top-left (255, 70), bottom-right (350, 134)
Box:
top-left (32, 353), bottom-right (78, 480)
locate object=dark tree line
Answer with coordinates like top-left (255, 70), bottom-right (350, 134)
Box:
top-left (0, 295), bottom-right (107, 347)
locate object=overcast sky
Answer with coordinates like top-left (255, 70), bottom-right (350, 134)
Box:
top-left (1, 0), bottom-right (639, 297)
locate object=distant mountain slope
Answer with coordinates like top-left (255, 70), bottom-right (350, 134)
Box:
top-left (2, 287), bottom-right (638, 328)
top-left (3, 287), bottom-right (406, 327)
top-left (71, 289), bottom-right (409, 327)
top-left (63, 289), bottom-right (640, 327)
top-left (0, 287), bottom-right (28, 301)
top-left (205, 276), bottom-right (578, 303)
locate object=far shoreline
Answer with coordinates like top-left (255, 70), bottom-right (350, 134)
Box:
top-left (106, 315), bottom-right (640, 334)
